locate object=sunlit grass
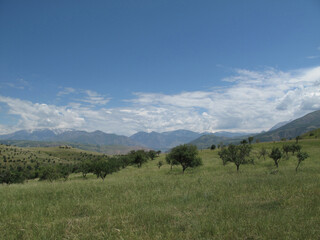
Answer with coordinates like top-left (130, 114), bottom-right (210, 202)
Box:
top-left (1, 139), bottom-right (319, 239)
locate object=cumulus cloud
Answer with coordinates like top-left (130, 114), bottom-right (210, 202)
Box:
top-left (0, 66), bottom-right (320, 135)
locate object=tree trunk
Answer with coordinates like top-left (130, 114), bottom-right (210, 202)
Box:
top-left (275, 160), bottom-right (279, 168)
top-left (296, 161), bottom-right (301, 172)
top-left (236, 164), bottom-right (239, 172)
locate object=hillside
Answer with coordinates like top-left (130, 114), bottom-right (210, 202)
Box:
top-left (1, 138), bottom-right (319, 239)
top-left (0, 140), bottom-right (145, 155)
top-left (0, 129), bottom-right (141, 147)
top-left (188, 134), bottom-right (234, 149)
top-left (301, 128), bottom-right (320, 139)
top-left (254, 110), bottom-right (320, 142)
top-left (191, 110), bottom-right (320, 147)
top-left (130, 129), bottom-right (203, 151)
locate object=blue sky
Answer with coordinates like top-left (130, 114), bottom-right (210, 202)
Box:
top-left (0, 0), bottom-right (320, 135)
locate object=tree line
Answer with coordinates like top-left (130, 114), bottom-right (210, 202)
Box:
top-left (0, 149), bottom-right (159, 184)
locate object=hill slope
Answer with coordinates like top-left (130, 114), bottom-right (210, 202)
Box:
top-left (1, 139), bottom-right (319, 239)
top-left (0, 129), bottom-right (141, 147)
top-left (254, 110), bottom-right (320, 142)
top-left (130, 129), bottom-right (203, 151)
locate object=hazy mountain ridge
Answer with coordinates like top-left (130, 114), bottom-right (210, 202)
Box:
top-left (130, 129), bottom-right (204, 151)
top-left (254, 110), bottom-right (320, 142)
top-left (0, 129), bottom-right (140, 147)
top-left (189, 110), bottom-right (320, 148)
top-left (1, 110), bottom-right (319, 151)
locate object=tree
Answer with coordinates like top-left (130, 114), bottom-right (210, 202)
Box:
top-left (210, 144), bottom-right (216, 150)
top-left (295, 135), bottom-right (301, 143)
top-left (218, 143), bottom-right (252, 172)
top-left (130, 150), bottom-right (149, 168)
top-left (148, 150), bottom-right (157, 160)
top-left (92, 158), bottom-right (121, 181)
top-left (39, 166), bottom-right (59, 182)
top-left (290, 144), bottom-right (301, 155)
top-left (240, 139), bottom-right (248, 145)
top-left (59, 164), bottom-right (72, 181)
top-left (258, 146), bottom-right (268, 160)
top-left (166, 144), bottom-right (202, 173)
top-left (79, 159), bottom-right (92, 178)
top-left (296, 151), bottom-right (309, 172)
top-left (0, 168), bottom-right (25, 184)
top-left (157, 160), bottom-right (163, 169)
top-left (166, 154), bottom-right (179, 170)
top-left (269, 147), bottom-right (282, 168)
top-left (248, 136), bottom-right (254, 144)
top-left (282, 144), bottom-right (291, 158)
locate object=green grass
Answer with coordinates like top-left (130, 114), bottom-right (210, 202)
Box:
top-left (1, 140), bottom-right (320, 239)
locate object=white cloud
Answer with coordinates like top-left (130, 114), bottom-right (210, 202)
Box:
top-left (0, 66), bottom-right (320, 135)
top-left (57, 87), bottom-right (75, 96)
top-left (80, 90), bottom-right (110, 105)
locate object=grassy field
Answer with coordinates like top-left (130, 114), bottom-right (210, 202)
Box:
top-left (1, 139), bottom-right (320, 239)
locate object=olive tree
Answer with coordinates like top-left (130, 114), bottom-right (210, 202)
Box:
top-left (218, 143), bottom-right (252, 172)
top-left (166, 144), bottom-right (202, 173)
top-left (296, 151), bottom-right (309, 172)
top-left (269, 147), bottom-right (282, 168)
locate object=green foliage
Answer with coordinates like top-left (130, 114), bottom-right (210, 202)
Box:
top-left (147, 150), bottom-right (157, 160)
top-left (210, 144), bottom-right (216, 150)
top-left (166, 144), bottom-right (202, 173)
top-left (218, 143), bottom-right (253, 171)
top-left (269, 147), bottom-right (282, 168)
top-left (91, 158), bottom-right (121, 181)
top-left (79, 160), bottom-right (93, 178)
top-left (39, 166), bottom-right (59, 182)
top-left (295, 135), bottom-right (301, 143)
top-left (165, 153), bottom-right (179, 170)
top-left (248, 136), bottom-right (254, 144)
top-left (129, 150), bottom-right (149, 168)
top-left (0, 168), bottom-right (25, 184)
top-left (282, 144), bottom-right (291, 157)
top-left (157, 160), bottom-right (163, 169)
top-left (258, 146), bottom-right (268, 160)
top-left (290, 144), bottom-right (301, 155)
top-left (296, 151), bottom-right (309, 172)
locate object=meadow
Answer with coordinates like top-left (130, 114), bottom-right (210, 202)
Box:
top-left (0, 139), bottom-right (319, 239)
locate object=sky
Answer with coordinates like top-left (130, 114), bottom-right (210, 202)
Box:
top-left (0, 0), bottom-right (320, 136)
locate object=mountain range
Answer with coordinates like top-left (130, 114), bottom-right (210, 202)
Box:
top-left (0, 109), bottom-right (319, 151)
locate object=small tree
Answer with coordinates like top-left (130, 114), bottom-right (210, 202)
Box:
top-left (148, 150), bottom-right (157, 160)
top-left (39, 165), bottom-right (59, 182)
top-left (210, 144), bottom-right (216, 150)
top-left (129, 150), bottom-right (149, 168)
top-left (282, 144), bottom-right (291, 158)
top-left (157, 160), bottom-right (163, 169)
top-left (296, 152), bottom-right (309, 172)
top-left (248, 136), bottom-right (254, 144)
top-left (59, 164), bottom-right (72, 181)
top-left (269, 147), bottom-right (282, 168)
top-left (218, 143), bottom-right (252, 172)
top-left (240, 139), bottom-right (248, 145)
top-left (79, 159), bottom-right (92, 178)
top-left (295, 135), bottom-right (301, 143)
top-left (290, 144), bottom-right (301, 155)
top-left (166, 154), bottom-right (179, 170)
top-left (258, 146), bottom-right (268, 160)
top-left (166, 144), bottom-right (202, 173)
